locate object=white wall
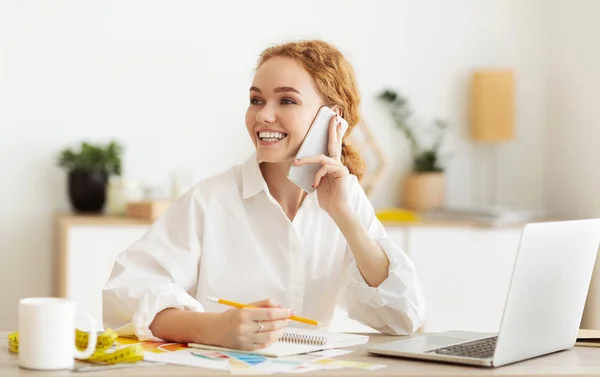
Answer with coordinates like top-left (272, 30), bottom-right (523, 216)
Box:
top-left (546, 0), bottom-right (600, 218)
top-left (0, 0), bottom-right (548, 330)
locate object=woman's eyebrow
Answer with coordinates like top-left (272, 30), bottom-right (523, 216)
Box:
top-left (274, 86), bottom-right (301, 94)
top-left (249, 86), bottom-right (301, 95)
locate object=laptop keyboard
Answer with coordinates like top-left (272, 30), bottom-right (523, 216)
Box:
top-left (427, 336), bottom-right (498, 359)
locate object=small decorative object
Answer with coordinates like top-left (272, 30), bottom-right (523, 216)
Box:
top-left (126, 199), bottom-right (172, 221)
top-left (470, 70), bottom-right (515, 206)
top-left (170, 170), bottom-right (194, 199)
top-left (57, 140), bottom-right (123, 213)
top-left (375, 208), bottom-right (420, 223)
top-left (106, 178), bottom-right (144, 215)
top-left (377, 89), bottom-right (449, 211)
top-left (346, 119), bottom-right (389, 198)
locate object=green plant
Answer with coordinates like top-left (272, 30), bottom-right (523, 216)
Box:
top-left (377, 89), bottom-right (449, 173)
top-left (57, 140), bottom-right (123, 176)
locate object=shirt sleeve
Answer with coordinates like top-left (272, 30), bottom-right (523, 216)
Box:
top-left (102, 188), bottom-right (205, 341)
top-left (343, 176), bottom-right (427, 335)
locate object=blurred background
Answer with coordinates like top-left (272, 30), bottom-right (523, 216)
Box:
top-left (1, 0), bottom-right (599, 333)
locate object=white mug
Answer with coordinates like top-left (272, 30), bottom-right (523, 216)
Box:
top-left (18, 297), bottom-right (97, 370)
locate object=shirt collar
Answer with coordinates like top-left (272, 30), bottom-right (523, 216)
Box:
top-left (241, 153), bottom-right (268, 199)
top-left (240, 153), bottom-right (318, 202)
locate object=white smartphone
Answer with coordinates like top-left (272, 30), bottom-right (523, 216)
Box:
top-left (288, 106), bottom-right (349, 193)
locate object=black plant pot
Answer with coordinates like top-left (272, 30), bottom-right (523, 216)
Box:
top-left (68, 170), bottom-right (108, 213)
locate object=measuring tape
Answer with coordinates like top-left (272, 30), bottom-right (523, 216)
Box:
top-left (8, 328), bottom-right (144, 365)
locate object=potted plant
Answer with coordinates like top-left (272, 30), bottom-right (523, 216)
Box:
top-left (57, 140), bottom-right (123, 213)
top-left (377, 89), bottom-right (449, 211)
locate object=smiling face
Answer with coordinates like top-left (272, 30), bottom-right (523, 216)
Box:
top-left (245, 56), bottom-right (326, 163)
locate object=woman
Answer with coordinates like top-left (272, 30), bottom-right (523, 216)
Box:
top-left (103, 39), bottom-right (426, 351)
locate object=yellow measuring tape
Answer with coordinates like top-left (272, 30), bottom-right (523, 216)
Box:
top-left (7, 329), bottom-right (144, 365)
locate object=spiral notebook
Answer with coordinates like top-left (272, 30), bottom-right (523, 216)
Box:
top-left (188, 327), bottom-right (369, 357)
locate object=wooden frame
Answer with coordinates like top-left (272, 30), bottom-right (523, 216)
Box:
top-left (347, 119), bottom-right (389, 198)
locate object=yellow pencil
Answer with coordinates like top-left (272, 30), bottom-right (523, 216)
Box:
top-left (206, 296), bottom-right (322, 326)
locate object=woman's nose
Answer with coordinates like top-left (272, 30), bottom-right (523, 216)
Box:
top-left (256, 104), bottom-right (277, 124)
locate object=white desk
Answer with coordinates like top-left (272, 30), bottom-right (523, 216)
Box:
top-left (3, 331), bottom-right (600, 376)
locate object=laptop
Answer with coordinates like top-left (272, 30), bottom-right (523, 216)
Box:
top-left (368, 219), bottom-right (600, 367)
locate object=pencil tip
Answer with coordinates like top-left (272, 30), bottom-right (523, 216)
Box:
top-left (206, 296), bottom-right (219, 302)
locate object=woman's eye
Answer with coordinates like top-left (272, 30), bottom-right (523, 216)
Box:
top-left (250, 97), bottom-right (264, 105)
top-left (281, 98), bottom-right (296, 105)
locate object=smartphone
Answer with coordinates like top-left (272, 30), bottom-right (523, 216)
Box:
top-left (287, 106), bottom-right (349, 193)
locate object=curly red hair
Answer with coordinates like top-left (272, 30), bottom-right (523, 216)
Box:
top-left (256, 40), bottom-right (366, 181)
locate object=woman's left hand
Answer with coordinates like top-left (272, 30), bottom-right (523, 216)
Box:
top-left (292, 114), bottom-right (351, 217)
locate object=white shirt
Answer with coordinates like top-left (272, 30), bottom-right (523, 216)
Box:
top-left (103, 154), bottom-right (426, 341)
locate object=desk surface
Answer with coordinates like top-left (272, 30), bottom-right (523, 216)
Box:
top-left (2, 332), bottom-right (600, 376)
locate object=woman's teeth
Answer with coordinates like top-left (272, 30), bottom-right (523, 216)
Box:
top-left (258, 131), bottom-right (287, 141)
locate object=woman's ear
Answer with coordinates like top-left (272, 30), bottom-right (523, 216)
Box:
top-left (330, 105), bottom-right (343, 117)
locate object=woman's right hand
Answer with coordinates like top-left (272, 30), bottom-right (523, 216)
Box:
top-left (214, 298), bottom-right (292, 351)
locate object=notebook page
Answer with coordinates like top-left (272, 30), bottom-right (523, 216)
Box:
top-left (285, 327), bottom-right (369, 348)
top-left (188, 329), bottom-right (369, 357)
top-left (187, 341), bottom-right (324, 357)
